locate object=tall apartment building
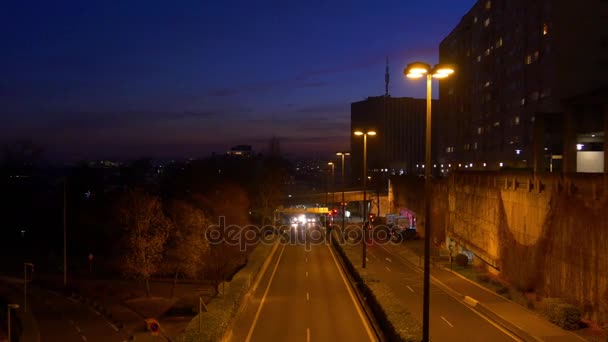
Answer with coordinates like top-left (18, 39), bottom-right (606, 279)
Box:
top-left (350, 96), bottom-right (437, 181)
top-left (437, 0), bottom-right (608, 172)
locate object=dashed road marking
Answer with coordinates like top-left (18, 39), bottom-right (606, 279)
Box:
top-left (385, 266), bottom-right (391, 272)
top-left (75, 326), bottom-right (81, 333)
top-left (306, 328), bottom-right (310, 342)
top-left (306, 292), bottom-right (310, 302)
top-left (305, 271), bottom-right (308, 278)
top-left (385, 257), bottom-right (392, 263)
top-left (407, 286), bottom-right (414, 293)
top-left (441, 316), bottom-right (454, 328)
top-left (81, 335), bottom-right (87, 341)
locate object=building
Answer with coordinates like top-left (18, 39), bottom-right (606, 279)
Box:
top-left (437, 0), bottom-right (608, 172)
top-left (226, 145), bottom-right (253, 157)
top-left (350, 96), bottom-right (437, 181)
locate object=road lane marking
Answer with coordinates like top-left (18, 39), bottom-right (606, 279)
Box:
top-left (245, 244), bottom-right (286, 342)
top-left (306, 292), bottom-right (310, 302)
top-left (106, 320), bottom-right (120, 332)
top-left (75, 326), bottom-right (81, 333)
top-left (326, 244), bottom-right (376, 341)
top-left (406, 285), bottom-right (414, 293)
top-left (441, 316), bottom-right (454, 328)
top-left (306, 328), bottom-right (310, 342)
top-left (385, 266), bottom-right (391, 272)
top-left (305, 257), bottom-right (308, 263)
top-left (306, 271), bottom-right (308, 278)
top-left (385, 257), bottom-right (392, 263)
top-left (81, 335), bottom-right (87, 341)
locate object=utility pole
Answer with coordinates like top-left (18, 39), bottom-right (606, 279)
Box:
top-left (64, 177), bottom-right (67, 287)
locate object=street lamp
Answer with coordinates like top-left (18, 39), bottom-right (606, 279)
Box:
top-left (23, 262), bottom-right (34, 313)
top-left (7, 303), bottom-right (19, 342)
top-left (354, 130), bottom-right (376, 269)
top-left (328, 162), bottom-right (335, 206)
top-left (336, 152), bottom-right (350, 230)
top-left (404, 61), bottom-right (455, 342)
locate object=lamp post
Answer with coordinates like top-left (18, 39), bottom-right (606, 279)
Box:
top-left (328, 162), bottom-right (335, 207)
top-left (354, 130), bottom-right (376, 269)
top-left (336, 152), bottom-right (350, 230)
top-left (7, 303), bottom-right (19, 342)
top-left (23, 262), bottom-right (34, 313)
top-left (404, 61), bottom-right (455, 342)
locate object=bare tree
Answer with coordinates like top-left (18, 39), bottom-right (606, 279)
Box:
top-left (164, 200), bottom-right (209, 297)
top-left (117, 190), bottom-right (172, 297)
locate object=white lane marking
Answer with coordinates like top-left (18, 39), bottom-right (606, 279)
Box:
top-left (365, 257), bottom-right (369, 262)
top-left (305, 271), bottom-right (308, 278)
top-left (441, 316), bottom-right (454, 328)
top-left (107, 321), bottom-right (119, 332)
top-left (75, 326), bottom-right (81, 333)
top-left (406, 285), bottom-right (414, 293)
top-left (306, 328), bottom-right (310, 342)
top-left (385, 266), bottom-right (391, 272)
top-left (81, 335), bottom-right (88, 341)
top-left (305, 257), bottom-right (308, 263)
top-left (245, 244), bottom-right (286, 342)
top-left (385, 257), bottom-right (392, 263)
top-left (306, 292), bottom-right (310, 302)
top-left (326, 245), bottom-right (376, 341)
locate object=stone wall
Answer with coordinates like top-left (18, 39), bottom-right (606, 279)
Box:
top-left (389, 172), bottom-right (608, 322)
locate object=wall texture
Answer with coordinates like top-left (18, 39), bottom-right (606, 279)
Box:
top-left (389, 172), bottom-right (608, 322)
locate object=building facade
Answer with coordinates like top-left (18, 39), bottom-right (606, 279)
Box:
top-left (437, 0), bottom-right (608, 172)
top-left (350, 96), bottom-right (437, 181)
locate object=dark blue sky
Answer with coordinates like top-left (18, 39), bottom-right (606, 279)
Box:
top-left (1, 0), bottom-right (474, 161)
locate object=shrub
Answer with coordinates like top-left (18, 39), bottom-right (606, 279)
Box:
top-left (539, 298), bottom-right (581, 330)
top-left (477, 274), bottom-right (491, 283)
top-left (455, 253), bottom-right (468, 267)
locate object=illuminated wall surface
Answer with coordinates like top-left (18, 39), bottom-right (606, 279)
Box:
top-left (577, 152), bottom-right (604, 173)
top-left (390, 173), bottom-right (608, 322)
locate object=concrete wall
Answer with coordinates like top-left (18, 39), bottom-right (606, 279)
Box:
top-left (390, 172), bottom-right (608, 322)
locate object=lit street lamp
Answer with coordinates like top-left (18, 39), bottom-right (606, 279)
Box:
top-left (404, 61), bottom-right (455, 342)
top-left (23, 262), bottom-right (34, 313)
top-left (336, 152), bottom-right (350, 230)
top-left (328, 162), bottom-right (335, 206)
top-left (354, 130), bottom-right (376, 269)
top-left (7, 303), bottom-right (19, 342)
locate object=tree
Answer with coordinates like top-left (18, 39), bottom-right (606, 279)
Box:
top-left (164, 200), bottom-right (209, 297)
top-left (117, 190), bottom-right (172, 297)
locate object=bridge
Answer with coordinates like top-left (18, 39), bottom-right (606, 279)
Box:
top-left (286, 189), bottom-right (390, 217)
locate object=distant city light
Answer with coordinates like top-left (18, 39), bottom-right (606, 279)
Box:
top-left (483, 163), bottom-right (487, 167)
top-left (515, 149), bottom-right (521, 155)
top-left (576, 144), bottom-right (584, 151)
top-left (499, 162), bottom-right (504, 167)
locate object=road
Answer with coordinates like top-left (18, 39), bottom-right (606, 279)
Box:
top-left (0, 277), bottom-right (126, 342)
top-left (364, 242), bottom-right (519, 342)
top-left (228, 228), bottom-right (377, 342)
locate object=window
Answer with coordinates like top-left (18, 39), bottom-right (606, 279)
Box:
top-left (474, 142), bottom-right (478, 150)
top-left (526, 55), bottom-right (533, 64)
top-left (485, 48), bottom-right (491, 56)
top-left (520, 98), bottom-right (526, 106)
top-left (493, 121), bottom-right (500, 127)
top-left (478, 127), bottom-right (483, 134)
top-left (464, 144), bottom-right (470, 151)
top-left (515, 116), bottom-right (520, 125)
top-left (484, 18), bottom-right (491, 27)
top-left (484, 81), bottom-right (491, 87)
top-left (474, 16), bottom-right (478, 24)
top-left (496, 37), bottom-right (503, 48)
top-left (477, 55), bottom-right (482, 62)
top-left (543, 23), bottom-right (549, 36)
top-left (485, 1), bottom-right (492, 9)
top-left (448, 87), bottom-right (454, 95)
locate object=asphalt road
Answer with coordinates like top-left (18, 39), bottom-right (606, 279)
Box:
top-left (0, 277), bottom-right (126, 342)
top-left (365, 243), bottom-right (519, 342)
top-left (228, 228), bottom-right (377, 342)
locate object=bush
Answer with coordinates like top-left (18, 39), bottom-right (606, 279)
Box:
top-left (455, 253), bottom-right (468, 267)
top-left (539, 298), bottom-right (581, 330)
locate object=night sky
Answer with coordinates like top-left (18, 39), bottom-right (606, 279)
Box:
top-left (1, 0), bottom-right (474, 162)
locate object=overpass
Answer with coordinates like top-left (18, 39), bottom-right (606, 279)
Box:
top-left (286, 190), bottom-right (390, 217)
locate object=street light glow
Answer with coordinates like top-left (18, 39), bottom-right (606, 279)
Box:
top-left (367, 131), bottom-right (377, 136)
top-left (354, 131), bottom-right (363, 136)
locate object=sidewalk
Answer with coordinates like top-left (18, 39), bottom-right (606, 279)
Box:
top-left (384, 244), bottom-right (584, 342)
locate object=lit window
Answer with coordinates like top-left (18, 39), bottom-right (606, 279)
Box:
top-left (525, 55), bottom-right (533, 64)
top-left (484, 81), bottom-right (491, 87)
top-left (477, 127), bottom-right (483, 134)
top-left (493, 121), bottom-right (500, 127)
top-left (485, 48), bottom-right (490, 56)
top-left (515, 116), bottom-right (520, 124)
top-left (473, 142), bottom-right (478, 150)
top-left (474, 16), bottom-right (478, 24)
top-left (534, 51), bottom-right (539, 61)
top-left (496, 37), bottom-right (503, 48)
top-left (484, 18), bottom-right (491, 27)
top-left (543, 23), bottom-right (549, 36)
top-left (477, 55), bottom-right (482, 62)
top-left (485, 1), bottom-right (491, 9)
top-left (521, 98), bottom-right (526, 106)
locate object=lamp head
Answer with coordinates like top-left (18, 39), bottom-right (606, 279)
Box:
top-left (354, 131), bottom-right (363, 136)
top-left (404, 62), bottom-right (431, 78)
